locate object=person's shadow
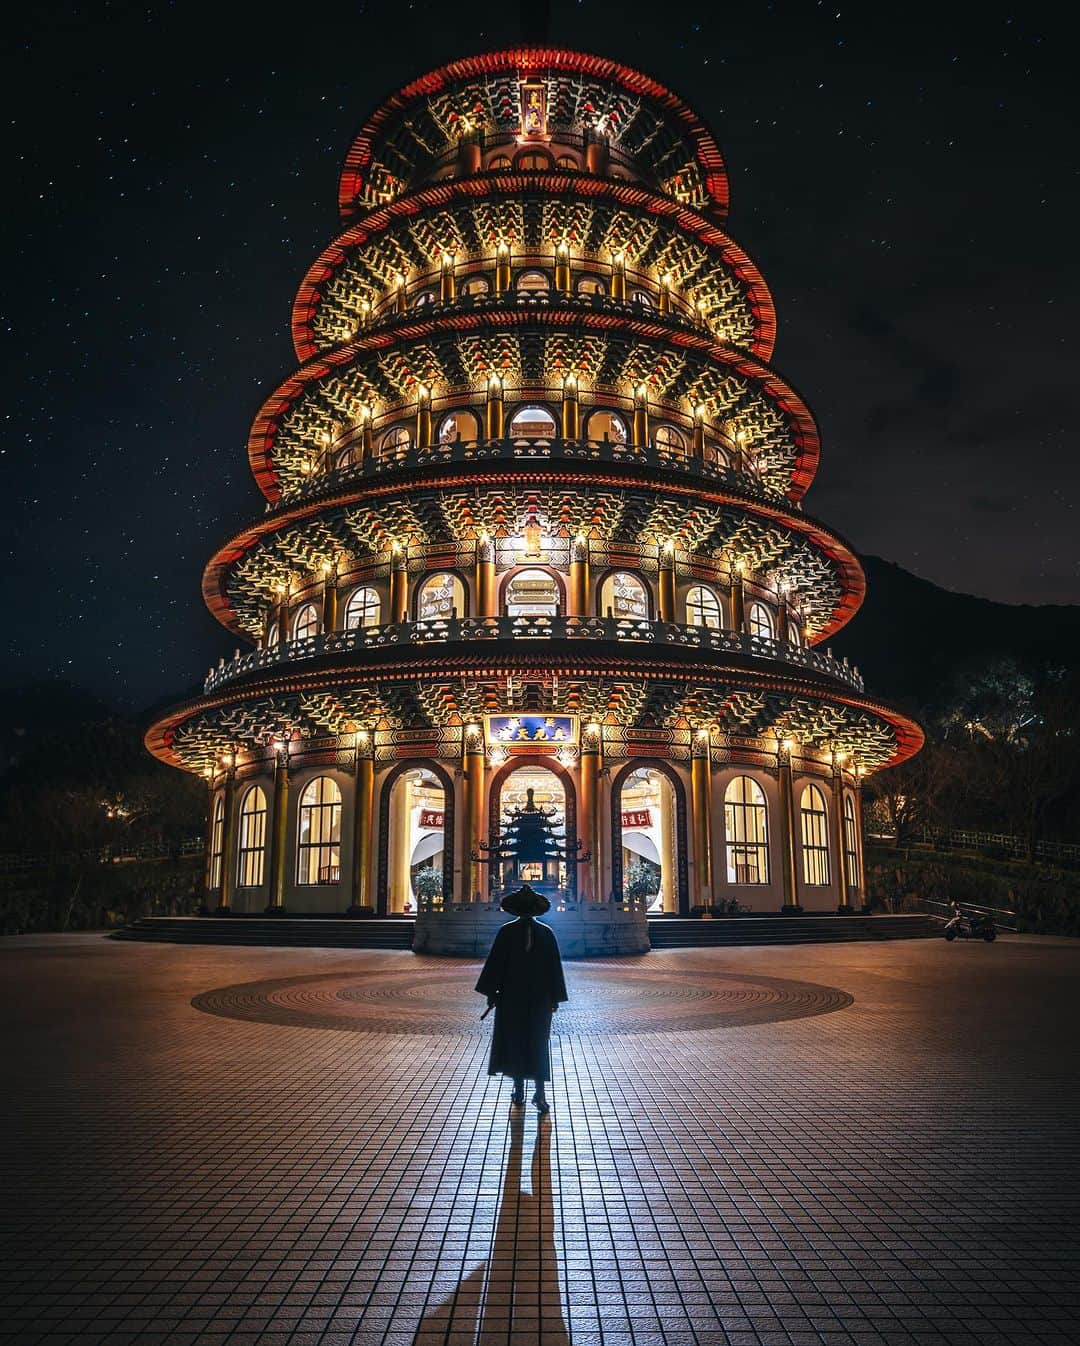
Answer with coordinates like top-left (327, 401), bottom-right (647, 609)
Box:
top-left (415, 1110), bottom-right (569, 1344)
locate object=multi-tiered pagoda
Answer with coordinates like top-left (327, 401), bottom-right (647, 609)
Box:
top-left (147, 47), bottom-right (922, 931)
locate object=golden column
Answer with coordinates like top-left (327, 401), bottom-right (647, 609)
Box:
top-left (266, 743), bottom-right (290, 912)
top-left (775, 591), bottom-right (791, 644)
top-left (217, 759), bottom-right (238, 913)
top-left (463, 723), bottom-right (486, 903)
top-left (659, 779), bottom-right (676, 912)
top-left (415, 385), bottom-right (432, 449)
top-left (777, 738), bottom-right (801, 912)
top-left (475, 533), bottom-right (497, 618)
top-left (568, 534), bottom-right (589, 617)
top-left (561, 373), bottom-right (580, 441)
top-left (361, 404), bottom-right (375, 460)
top-left (690, 729), bottom-right (713, 905)
top-left (390, 544), bottom-right (408, 622)
top-left (853, 772), bottom-right (868, 907)
top-left (610, 251), bottom-right (626, 302)
top-left (692, 404), bottom-right (707, 461)
top-left (658, 272), bottom-right (672, 315)
top-left (579, 722), bottom-right (603, 902)
top-left (554, 241), bottom-right (571, 295)
top-left (658, 542), bottom-right (676, 622)
top-left (831, 760), bottom-right (850, 912)
top-left (632, 383), bottom-right (650, 448)
top-left (350, 731), bottom-right (374, 912)
top-left (321, 564), bottom-right (338, 634)
top-left (395, 272), bottom-right (407, 314)
top-left (494, 242), bottom-right (511, 295)
top-left (439, 252), bottom-right (456, 303)
top-left (729, 566), bottom-right (746, 633)
top-left (485, 374), bottom-right (504, 440)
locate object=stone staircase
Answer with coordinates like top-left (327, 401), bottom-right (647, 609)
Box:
top-left (113, 911), bottom-right (937, 951)
top-left (646, 913), bottom-right (937, 948)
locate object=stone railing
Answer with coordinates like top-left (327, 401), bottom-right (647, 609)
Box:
top-left (282, 436), bottom-right (786, 509)
top-left (204, 615), bottom-right (863, 694)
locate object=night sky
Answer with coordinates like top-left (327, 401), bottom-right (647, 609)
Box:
top-left (6, 0), bottom-right (1075, 710)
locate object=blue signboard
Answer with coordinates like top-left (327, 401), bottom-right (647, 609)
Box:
top-left (486, 715), bottom-right (577, 751)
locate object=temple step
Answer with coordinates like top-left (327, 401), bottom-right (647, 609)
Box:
top-left (645, 913), bottom-right (937, 948)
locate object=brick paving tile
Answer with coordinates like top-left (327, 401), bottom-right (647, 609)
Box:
top-left (0, 934), bottom-right (1078, 1345)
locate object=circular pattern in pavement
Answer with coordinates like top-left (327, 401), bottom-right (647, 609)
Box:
top-left (191, 961), bottom-right (852, 1036)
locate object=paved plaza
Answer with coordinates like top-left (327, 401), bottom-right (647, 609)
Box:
top-left (1, 934), bottom-right (1078, 1346)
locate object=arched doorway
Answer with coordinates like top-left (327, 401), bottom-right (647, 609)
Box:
top-left (487, 760), bottom-right (578, 902)
top-left (611, 761), bottom-right (689, 914)
top-left (377, 762), bottom-right (455, 914)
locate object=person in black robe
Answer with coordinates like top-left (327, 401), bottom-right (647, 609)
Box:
top-left (475, 884), bottom-right (568, 1113)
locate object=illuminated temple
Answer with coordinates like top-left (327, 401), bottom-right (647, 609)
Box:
top-left (146, 48), bottom-right (922, 945)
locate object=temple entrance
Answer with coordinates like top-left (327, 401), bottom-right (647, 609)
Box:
top-left (495, 764), bottom-right (569, 902)
top-left (613, 765), bottom-right (687, 914)
top-left (386, 768), bottom-right (446, 913)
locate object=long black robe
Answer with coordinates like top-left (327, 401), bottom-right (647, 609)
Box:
top-left (475, 917), bottom-right (568, 1081)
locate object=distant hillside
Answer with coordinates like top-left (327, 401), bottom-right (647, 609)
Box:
top-left (830, 557), bottom-right (1080, 713)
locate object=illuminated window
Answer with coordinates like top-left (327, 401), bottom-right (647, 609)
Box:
top-left (460, 275), bottom-right (490, 297)
top-left (556, 153), bottom-right (579, 170)
top-left (208, 793), bottom-right (225, 890)
top-left (508, 404), bottom-right (557, 438)
top-left (380, 425), bottom-right (412, 458)
top-left (686, 585), bottom-right (722, 629)
top-left (748, 602), bottom-right (775, 640)
top-left (725, 776), bottom-right (769, 884)
top-left (844, 794), bottom-right (860, 890)
top-left (576, 274), bottom-right (606, 296)
top-left (515, 150), bottom-right (552, 171)
top-left (438, 409), bottom-right (480, 443)
top-left (292, 603), bottom-right (320, 641)
top-left (586, 409), bottom-right (628, 444)
top-left (601, 571), bottom-right (649, 620)
top-left (654, 425), bottom-right (685, 456)
top-left (237, 786), bottom-right (267, 888)
top-left (800, 784), bottom-right (830, 886)
top-left (344, 586), bottom-right (380, 630)
top-left (412, 288), bottom-right (436, 308)
top-left (265, 622), bottom-right (279, 649)
top-left (505, 568), bottom-right (560, 617)
top-left (630, 288), bottom-right (654, 309)
top-left (488, 154), bottom-right (512, 170)
top-left (516, 269), bottom-right (551, 295)
top-left (296, 777), bottom-right (342, 885)
top-left (418, 573), bottom-right (465, 621)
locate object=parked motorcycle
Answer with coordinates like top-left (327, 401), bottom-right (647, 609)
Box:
top-left (944, 902), bottom-right (997, 942)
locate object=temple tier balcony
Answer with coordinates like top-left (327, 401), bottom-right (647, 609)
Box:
top-left (203, 614), bottom-right (864, 696)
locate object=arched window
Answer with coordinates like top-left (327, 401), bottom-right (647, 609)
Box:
top-left (576, 274), bottom-right (606, 296)
top-left (654, 425), bottom-right (686, 456)
top-left (438, 409), bottom-right (480, 444)
top-left (237, 786), bottom-right (268, 888)
top-left (505, 568), bottom-right (560, 617)
top-left (488, 154), bottom-right (512, 171)
top-left (417, 572), bottom-right (465, 622)
top-left (600, 571), bottom-right (650, 620)
top-left (686, 585), bottom-right (723, 629)
top-left (843, 793), bottom-right (860, 891)
top-left (412, 288), bottom-right (436, 309)
top-left (344, 586), bottom-right (380, 630)
top-left (725, 776), bottom-right (769, 884)
top-left (800, 784), bottom-right (830, 886)
top-left (264, 622), bottom-right (279, 650)
top-left (516, 269), bottom-right (551, 295)
top-left (380, 425), bottom-right (412, 459)
top-left (787, 616), bottom-right (804, 648)
top-left (208, 793), bottom-right (225, 890)
top-left (630, 288), bottom-right (655, 309)
top-left (296, 777), bottom-right (342, 885)
top-left (585, 409), bottom-right (628, 445)
top-left (703, 440), bottom-right (731, 469)
top-left (508, 404), bottom-right (557, 439)
top-left (515, 149), bottom-right (552, 171)
top-left (556, 153), bottom-right (579, 170)
top-left (460, 275), bottom-right (490, 298)
top-left (292, 603), bottom-right (320, 641)
top-left (748, 602), bottom-right (775, 640)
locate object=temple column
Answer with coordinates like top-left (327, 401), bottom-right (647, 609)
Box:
top-left (322, 569), bottom-right (338, 634)
top-left (390, 546), bottom-right (408, 622)
top-left (658, 544), bottom-right (676, 622)
top-left (777, 741), bottom-right (801, 912)
top-left (632, 384), bottom-right (649, 448)
top-left (853, 775), bottom-right (868, 909)
top-left (349, 733), bottom-right (374, 912)
top-left (658, 273), bottom-right (671, 315)
top-left (554, 242), bottom-right (571, 295)
top-left (568, 535), bottom-right (589, 617)
top-left (579, 722), bottom-right (602, 902)
top-left (485, 374), bottom-right (504, 440)
top-left (692, 405), bottom-right (706, 462)
top-left (831, 764), bottom-right (850, 911)
top-left (463, 724), bottom-right (486, 903)
top-left (691, 730), bottom-right (713, 906)
top-left (439, 252), bottom-right (456, 303)
top-left (390, 775), bottom-right (412, 913)
top-left (266, 746), bottom-right (290, 912)
top-left (561, 374), bottom-right (580, 441)
top-left (659, 776), bottom-right (676, 912)
top-left (494, 243), bottom-right (511, 296)
top-left (217, 763), bottom-right (238, 913)
top-left (416, 386), bottom-right (432, 448)
top-left (776, 595), bottom-right (790, 644)
top-left (729, 570), bottom-right (746, 634)
top-left (475, 535), bottom-right (497, 618)
top-left (610, 251), bottom-right (626, 302)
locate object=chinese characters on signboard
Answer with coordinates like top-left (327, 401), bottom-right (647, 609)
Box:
top-left (485, 715), bottom-right (576, 751)
top-left (418, 809), bottom-right (445, 829)
top-left (520, 80), bottom-right (546, 138)
top-left (621, 809), bottom-right (652, 828)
